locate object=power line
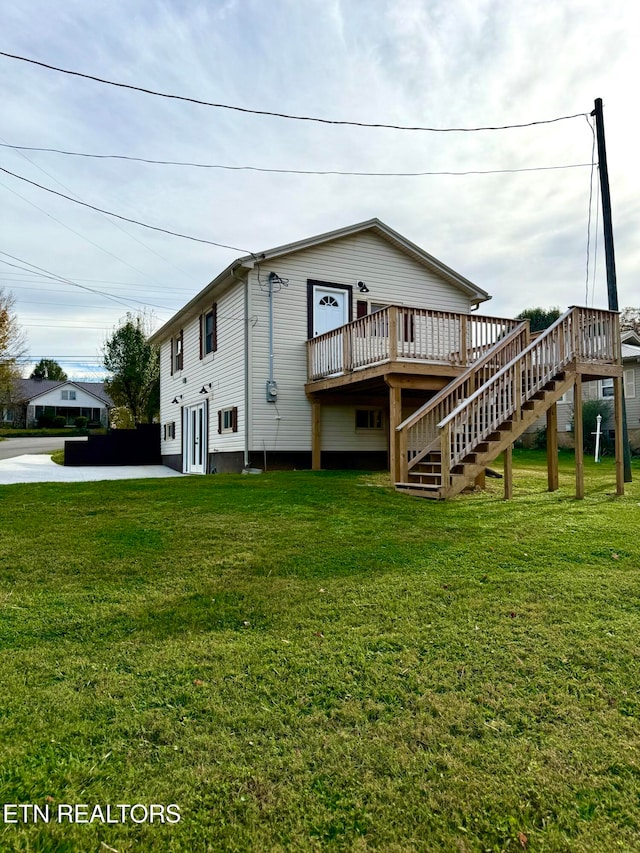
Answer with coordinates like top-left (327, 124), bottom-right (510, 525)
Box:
top-left (0, 50), bottom-right (589, 132)
top-left (0, 141), bottom-right (593, 177)
top-left (0, 253), bottom-right (168, 311)
top-left (0, 133), bottom-right (191, 279)
top-left (0, 165), bottom-right (251, 252)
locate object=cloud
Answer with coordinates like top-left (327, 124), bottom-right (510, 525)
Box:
top-left (0, 0), bottom-right (638, 377)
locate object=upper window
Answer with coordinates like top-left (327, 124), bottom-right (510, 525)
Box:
top-left (61, 390), bottom-right (76, 401)
top-left (171, 330), bottom-right (184, 374)
top-left (201, 304), bottom-right (217, 358)
top-left (601, 378), bottom-right (614, 398)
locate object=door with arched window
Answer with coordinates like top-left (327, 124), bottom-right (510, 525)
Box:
top-left (311, 285), bottom-right (349, 337)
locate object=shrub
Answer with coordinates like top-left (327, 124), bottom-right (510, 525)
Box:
top-left (53, 415), bottom-right (67, 429)
top-left (74, 416), bottom-right (88, 429)
top-left (37, 412), bottom-right (56, 428)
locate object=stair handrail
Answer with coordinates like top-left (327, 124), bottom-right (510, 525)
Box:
top-left (396, 319), bottom-right (529, 435)
top-left (437, 306), bottom-right (580, 431)
top-left (436, 306), bottom-right (618, 469)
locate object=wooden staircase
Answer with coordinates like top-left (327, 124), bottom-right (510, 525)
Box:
top-left (395, 307), bottom-right (619, 500)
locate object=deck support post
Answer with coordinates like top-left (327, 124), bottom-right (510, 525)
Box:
top-left (504, 444), bottom-right (513, 500)
top-left (311, 400), bottom-right (322, 470)
top-left (475, 470), bottom-right (486, 490)
top-left (546, 402), bottom-right (559, 492)
top-left (388, 307), bottom-right (398, 360)
top-left (574, 374), bottom-right (584, 499)
top-left (614, 373), bottom-right (625, 495)
top-left (388, 384), bottom-right (402, 483)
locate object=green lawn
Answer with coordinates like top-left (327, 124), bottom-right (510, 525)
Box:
top-left (1, 451), bottom-right (639, 852)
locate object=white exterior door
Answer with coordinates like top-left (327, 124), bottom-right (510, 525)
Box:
top-left (312, 286), bottom-right (349, 337)
top-left (183, 403), bottom-right (207, 474)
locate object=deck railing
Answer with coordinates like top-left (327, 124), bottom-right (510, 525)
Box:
top-left (424, 306), bottom-right (618, 479)
top-left (307, 305), bottom-right (521, 381)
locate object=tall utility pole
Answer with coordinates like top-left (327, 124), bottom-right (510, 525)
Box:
top-left (591, 97), bottom-right (632, 482)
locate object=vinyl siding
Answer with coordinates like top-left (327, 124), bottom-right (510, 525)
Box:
top-left (248, 230), bottom-right (475, 452)
top-left (159, 282), bottom-right (246, 458)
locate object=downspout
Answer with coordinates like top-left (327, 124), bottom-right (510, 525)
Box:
top-left (244, 272), bottom-right (250, 469)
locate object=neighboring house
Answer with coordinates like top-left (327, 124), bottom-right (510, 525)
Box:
top-left (150, 218), bottom-right (622, 499)
top-left (1, 379), bottom-right (112, 428)
top-left (523, 328), bottom-right (640, 451)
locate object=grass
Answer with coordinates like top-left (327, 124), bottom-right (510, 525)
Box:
top-left (0, 450), bottom-right (639, 852)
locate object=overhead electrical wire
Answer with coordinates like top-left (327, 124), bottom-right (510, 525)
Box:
top-left (0, 141), bottom-right (593, 177)
top-left (0, 166), bottom-right (252, 253)
top-left (0, 253), bottom-right (170, 312)
top-left (0, 50), bottom-right (589, 132)
top-left (0, 133), bottom-right (190, 280)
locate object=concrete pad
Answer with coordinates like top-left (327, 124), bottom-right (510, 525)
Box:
top-left (0, 455), bottom-right (185, 485)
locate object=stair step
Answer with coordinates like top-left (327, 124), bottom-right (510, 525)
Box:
top-left (395, 483), bottom-right (444, 500)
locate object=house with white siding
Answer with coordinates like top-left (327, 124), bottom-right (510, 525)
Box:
top-left (150, 218), bottom-right (624, 499)
top-left (1, 379), bottom-right (112, 428)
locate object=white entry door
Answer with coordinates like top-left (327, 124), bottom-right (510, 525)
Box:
top-left (183, 402), bottom-right (207, 474)
top-left (312, 286), bottom-right (349, 337)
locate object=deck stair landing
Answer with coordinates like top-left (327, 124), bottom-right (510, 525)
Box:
top-left (395, 307), bottom-right (619, 499)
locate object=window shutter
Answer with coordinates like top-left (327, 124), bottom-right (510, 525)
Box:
top-left (356, 300), bottom-right (368, 318)
top-left (179, 329), bottom-right (184, 370)
top-left (212, 303), bottom-right (218, 353)
top-left (170, 339), bottom-right (174, 376)
top-left (217, 409), bottom-right (222, 434)
top-left (199, 314), bottom-right (203, 360)
top-left (232, 406), bottom-right (238, 433)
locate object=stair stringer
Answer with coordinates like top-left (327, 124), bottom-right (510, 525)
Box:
top-left (441, 369), bottom-right (576, 498)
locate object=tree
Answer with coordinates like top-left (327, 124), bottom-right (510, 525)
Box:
top-left (515, 306), bottom-right (562, 332)
top-left (0, 287), bottom-right (27, 399)
top-left (30, 358), bottom-right (68, 381)
top-left (620, 307), bottom-right (640, 334)
top-left (103, 313), bottom-right (159, 425)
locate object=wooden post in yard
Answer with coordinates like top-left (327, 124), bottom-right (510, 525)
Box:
top-left (388, 384), bottom-right (402, 483)
top-left (440, 423), bottom-right (451, 497)
top-left (311, 400), bottom-right (322, 470)
top-left (504, 444), bottom-right (513, 500)
top-left (614, 374), bottom-right (625, 495)
top-left (574, 375), bottom-right (584, 499)
top-left (546, 402), bottom-right (559, 491)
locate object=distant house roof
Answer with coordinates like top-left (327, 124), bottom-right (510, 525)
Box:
top-left (622, 343), bottom-right (640, 361)
top-left (150, 218), bottom-right (491, 344)
top-left (13, 379), bottom-right (113, 406)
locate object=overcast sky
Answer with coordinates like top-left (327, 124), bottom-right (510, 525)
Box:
top-left (1, 0), bottom-right (638, 379)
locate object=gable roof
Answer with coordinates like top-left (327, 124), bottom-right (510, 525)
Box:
top-left (13, 379), bottom-right (113, 406)
top-left (150, 218), bottom-right (491, 343)
top-left (621, 328), bottom-right (640, 346)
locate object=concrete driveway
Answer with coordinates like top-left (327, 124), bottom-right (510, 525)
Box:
top-left (0, 436), bottom-right (87, 460)
top-left (0, 454), bottom-right (184, 485)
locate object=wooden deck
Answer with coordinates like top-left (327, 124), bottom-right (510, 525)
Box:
top-left (305, 304), bottom-right (624, 499)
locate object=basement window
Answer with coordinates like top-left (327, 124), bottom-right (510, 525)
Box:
top-left (355, 409), bottom-right (383, 430)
